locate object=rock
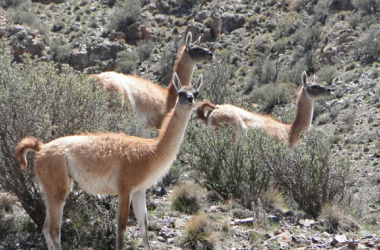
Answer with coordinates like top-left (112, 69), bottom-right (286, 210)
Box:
top-left (229, 217), bottom-right (254, 226)
top-left (140, 25), bottom-right (156, 41)
top-left (209, 205), bottom-right (229, 213)
top-left (331, 234), bottom-right (348, 247)
top-left (157, 236), bottom-right (166, 243)
top-left (172, 219), bottom-right (185, 229)
top-left (152, 187), bottom-right (167, 196)
top-left (195, 10), bottom-right (211, 22)
top-left (298, 219), bottom-right (316, 227)
top-left (221, 13), bottom-right (245, 33)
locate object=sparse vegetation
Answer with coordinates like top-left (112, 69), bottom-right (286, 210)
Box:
top-left (182, 215), bottom-right (214, 250)
top-left (171, 184), bottom-right (201, 215)
top-left (115, 50), bottom-right (139, 74)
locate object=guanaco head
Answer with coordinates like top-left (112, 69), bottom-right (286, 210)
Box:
top-left (184, 32), bottom-right (213, 62)
top-left (301, 71), bottom-right (333, 100)
top-left (173, 72), bottom-right (203, 108)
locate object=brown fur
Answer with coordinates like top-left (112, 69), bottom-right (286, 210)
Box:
top-left (92, 32), bottom-right (213, 129)
top-left (197, 72), bottom-right (332, 147)
top-left (16, 137), bottom-right (44, 170)
top-left (196, 99), bottom-right (216, 122)
top-left (14, 73), bottom-right (203, 250)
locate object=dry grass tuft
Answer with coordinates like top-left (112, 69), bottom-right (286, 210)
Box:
top-left (182, 215), bottom-right (214, 250)
top-left (171, 184), bottom-right (202, 215)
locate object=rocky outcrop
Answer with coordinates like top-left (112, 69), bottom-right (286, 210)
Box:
top-left (0, 25), bottom-right (45, 60)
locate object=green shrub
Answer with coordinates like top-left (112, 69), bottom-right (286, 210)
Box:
top-left (310, 0), bottom-right (330, 25)
top-left (49, 37), bottom-right (72, 62)
top-left (115, 50), bottom-right (139, 74)
top-left (318, 65), bottom-right (337, 85)
top-left (251, 82), bottom-right (296, 114)
top-left (357, 26), bottom-right (380, 63)
top-left (244, 56), bottom-right (278, 94)
top-left (202, 56), bottom-right (234, 104)
top-left (0, 0), bottom-right (23, 8)
top-left (260, 130), bottom-right (352, 218)
top-left (346, 12), bottom-right (360, 29)
top-left (107, 0), bottom-right (141, 33)
top-left (187, 123), bottom-right (351, 218)
top-left (6, 0), bottom-right (48, 36)
top-left (274, 11), bottom-right (301, 39)
top-left (292, 23), bottom-right (322, 52)
top-left (188, 125), bottom-right (275, 209)
top-left (136, 40), bottom-right (155, 62)
top-left (277, 59), bottom-right (307, 86)
top-left (271, 38), bottom-right (289, 54)
top-left (353, 0), bottom-right (380, 15)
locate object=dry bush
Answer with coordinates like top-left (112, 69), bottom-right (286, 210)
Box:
top-left (318, 204), bottom-right (358, 233)
top-left (288, 0), bottom-right (305, 12)
top-left (171, 184), bottom-right (201, 215)
top-left (182, 215), bottom-right (214, 250)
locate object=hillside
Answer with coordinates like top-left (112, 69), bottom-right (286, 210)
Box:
top-left (0, 0), bottom-right (379, 249)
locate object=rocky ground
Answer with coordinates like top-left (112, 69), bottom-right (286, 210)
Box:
top-left (0, 0), bottom-right (380, 249)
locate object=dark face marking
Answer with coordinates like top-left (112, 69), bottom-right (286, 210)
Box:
top-left (187, 45), bottom-right (213, 62)
top-left (177, 86), bottom-right (198, 106)
top-left (305, 83), bottom-right (333, 98)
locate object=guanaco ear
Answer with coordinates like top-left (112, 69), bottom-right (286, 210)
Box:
top-left (193, 74), bottom-right (204, 92)
top-left (301, 71), bottom-right (308, 86)
top-left (173, 73), bottom-right (182, 92)
top-left (193, 35), bottom-right (202, 45)
top-left (185, 32), bottom-right (192, 51)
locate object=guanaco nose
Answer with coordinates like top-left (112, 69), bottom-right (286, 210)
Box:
top-left (187, 95), bottom-right (194, 102)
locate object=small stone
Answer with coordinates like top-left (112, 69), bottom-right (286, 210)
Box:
top-left (173, 219), bottom-right (185, 228)
top-left (331, 234), bottom-right (348, 246)
top-left (298, 219), bottom-right (316, 227)
top-left (157, 236), bottom-right (166, 243)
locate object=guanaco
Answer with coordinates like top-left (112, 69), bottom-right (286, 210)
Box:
top-left (91, 32), bottom-right (213, 128)
top-left (15, 73), bottom-right (203, 250)
top-left (196, 71), bottom-right (332, 147)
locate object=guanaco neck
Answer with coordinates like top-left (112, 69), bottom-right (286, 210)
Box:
top-left (155, 105), bottom-right (192, 159)
top-left (289, 88), bottom-right (314, 147)
top-left (166, 46), bottom-right (197, 111)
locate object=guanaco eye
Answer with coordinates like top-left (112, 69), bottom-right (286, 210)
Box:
top-left (311, 85), bottom-right (317, 89)
top-left (178, 92), bottom-right (186, 98)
